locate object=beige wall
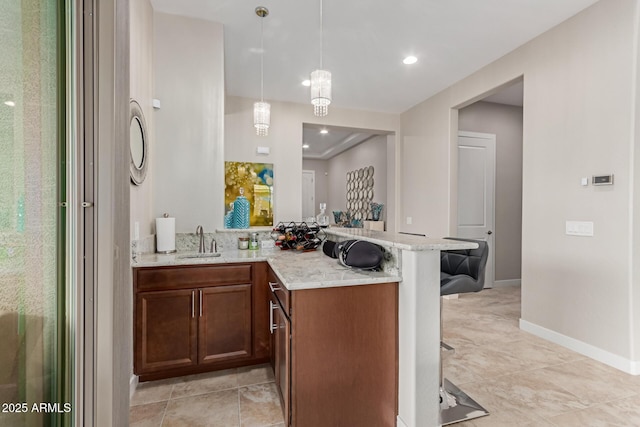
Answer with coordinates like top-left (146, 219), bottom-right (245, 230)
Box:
top-left (225, 96), bottom-right (400, 229)
top-left (634, 0), bottom-right (640, 363)
top-left (401, 0), bottom-right (640, 367)
top-left (130, 0), bottom-right (154, 239)
top-left (459, 101), bottom-right (523, 282)
top-left (153, 13), bottom-right (225, 233)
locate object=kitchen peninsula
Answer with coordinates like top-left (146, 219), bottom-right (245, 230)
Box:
top-left (132, 229), bottom-right (476, 427)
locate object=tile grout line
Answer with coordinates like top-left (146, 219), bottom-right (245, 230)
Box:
top-left (237, 387), bottom-right (242, 427)
top-left (236, 369), bottom-right (242, 427)
top-left (159, 383), bottom-right (174, 427)
top-left (158, 400), bottom-right (168, 427)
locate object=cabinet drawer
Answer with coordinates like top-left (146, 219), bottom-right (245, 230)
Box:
top-left (135, 264), bottom-right (253, 291)
top-left (268, 268), bottom-right (290, 316)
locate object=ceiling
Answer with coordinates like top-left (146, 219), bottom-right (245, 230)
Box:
top-left (150, 0), bottom-right (598, 114)
top-left (302, 124), bottom-right (389, 160)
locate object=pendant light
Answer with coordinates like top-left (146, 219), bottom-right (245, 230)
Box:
top-left (310, 0), bottom-right (331, 117)
top-left (254, 6), bottom-right (270, 136)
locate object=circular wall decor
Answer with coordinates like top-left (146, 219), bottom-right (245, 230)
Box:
top-left (345, 165), bottom-right (375, 223)
top-left (129, 99), bottom-right (149, 185)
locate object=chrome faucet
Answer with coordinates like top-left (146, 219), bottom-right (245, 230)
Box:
top-left (196, 225), bottom-right (205, 253)
top-left (210, 238), bottom-right (217, 253)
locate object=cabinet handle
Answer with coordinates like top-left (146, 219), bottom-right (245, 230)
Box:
top-left (191, 290), bottom-right (195, 318)
top-left (199, 289), bottom-right (203, 317)
top-left (268, 281), bottom-right (281, 292)
top-left (269, 301), bottom-right (277, 334)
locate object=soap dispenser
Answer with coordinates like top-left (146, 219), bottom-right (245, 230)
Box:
top-left (316, 202), bottom-right (329, 227)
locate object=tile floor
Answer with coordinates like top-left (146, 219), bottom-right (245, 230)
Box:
top-left (130, 286), bottom-right (640, 426)
top-left (129, 364), bottom-right (284, 427)
top-left (445, 286), bottom-right (640, 427)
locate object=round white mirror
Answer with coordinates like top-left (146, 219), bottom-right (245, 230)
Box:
top-left (129, 99), bottom-right (148, 185)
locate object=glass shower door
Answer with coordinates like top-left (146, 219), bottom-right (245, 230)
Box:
top-left (0, 0), bottom-right (70, 425)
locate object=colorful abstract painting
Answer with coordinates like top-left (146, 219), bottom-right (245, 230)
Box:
top-left (224, 161), bottom-right (274, 226)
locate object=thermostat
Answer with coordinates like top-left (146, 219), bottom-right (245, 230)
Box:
top-left (592, 174), bottom-right (613, 186)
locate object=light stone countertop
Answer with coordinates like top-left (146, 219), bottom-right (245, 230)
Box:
top-left (133, 247), bottom-right (401, 291)
top-left (325, 228), bottom-right (479, 251)
top-left (132, 231), bottom-right (476, 291)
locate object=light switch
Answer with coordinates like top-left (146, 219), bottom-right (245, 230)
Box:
top-left (257, 146), bottom-right (270, 155)
top-left (580, 177), bottom-right (589, 186)
top-left (406, 217), bottom-right (412, 225)
top-left (566, 220), bottom-right (594, 236)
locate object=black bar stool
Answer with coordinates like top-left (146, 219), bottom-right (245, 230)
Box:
top-left (439, 237), bottom-right (490, 425)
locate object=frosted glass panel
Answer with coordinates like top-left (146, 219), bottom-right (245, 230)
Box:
top-left (0, 0), bottom-right (65, 425)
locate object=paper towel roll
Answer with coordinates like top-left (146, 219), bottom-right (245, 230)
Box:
top-left (156, 216), bottom-right (176, 253)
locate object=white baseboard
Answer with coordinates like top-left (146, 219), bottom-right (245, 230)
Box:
top-left (493, 279), bottom-right (521, 288)
top-left (396, 415), bottom-right (409, 427)
top-left (519, 319), bottom-right (640, 375)
top-left (130, 374), bottom-right (139, 400)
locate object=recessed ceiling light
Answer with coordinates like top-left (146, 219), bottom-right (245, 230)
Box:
top-left (320, 129), bottom-right (328, 134)
top-left (302, 80), bottom-right (311, 87)
top-left (403, 56), bottom-right (418, 65)
top-left (4, 101), bottom-right (15, 107)
top-left (302, 143), bottom-right (310, 149)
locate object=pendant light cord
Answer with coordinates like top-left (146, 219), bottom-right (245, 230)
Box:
top-left (260, 15), bottom-right (264, 102)
top-left (319, 0), bottom-right (323, 69)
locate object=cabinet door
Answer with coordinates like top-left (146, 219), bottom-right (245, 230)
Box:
top-left (199, 284), bottom-right (252, 364)
top-left (274, 300), bottom-right (291, 426)
top-left (135, 289), bottom-right (198, 374)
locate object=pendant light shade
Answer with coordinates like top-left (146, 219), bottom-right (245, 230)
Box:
top-left (254, 6), bottom-right (270, 136)
top-left (253, 101), bottom-right (270, 136)
top-left (310, 0), bottom-right (331, 117)
top-left (310, 69), bottom-right (331, 117)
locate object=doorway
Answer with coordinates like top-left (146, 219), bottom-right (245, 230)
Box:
top-left (301, 170), bottom-right (316, 220)
top-left (301, 123), bottom-right (394, 228)
top-left (457, 80), bottom-right (524, 289)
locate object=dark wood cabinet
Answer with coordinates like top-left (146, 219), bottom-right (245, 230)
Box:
top-left (133, 263), bottom-right (270, 381)
top-left (135, 289), bottom-right (198, 373)
top-left (199, 284), bottom-right (252, 364)
top-left (268, 268), bottom-right (399, 427)
top-left (270, 291), bottom-right (290, 424)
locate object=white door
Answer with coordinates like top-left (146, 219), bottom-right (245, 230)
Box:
top-left (301, 170), bottom-right (316, 220)
top-left (457, 131), bottom-right (496, 288)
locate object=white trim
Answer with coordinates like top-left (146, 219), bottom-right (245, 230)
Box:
top-left (493, 279), bottom-right (521, 288)
top-left (130, 375), bottom-right (139, 400)
top-left (520, 319), bottom-right (640, 375)
top-left (396, 415), bottom-right (410, 427)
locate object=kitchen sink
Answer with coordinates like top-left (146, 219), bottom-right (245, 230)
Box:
top-left (177, 252), bottom-right (222, 259)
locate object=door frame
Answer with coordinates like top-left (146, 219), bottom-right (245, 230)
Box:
top-left (456, 130), bottom-right (496, 288)
top-left (301, 169), bottom-right (316, 220)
